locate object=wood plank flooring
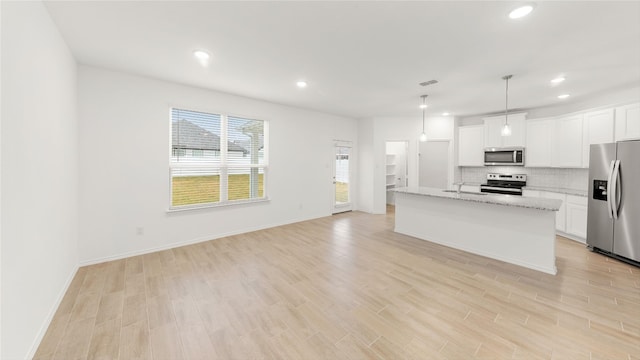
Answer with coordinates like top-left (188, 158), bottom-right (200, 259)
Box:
top-left (35, 208), bottom-right (640, 359)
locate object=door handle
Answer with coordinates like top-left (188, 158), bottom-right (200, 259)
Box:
top-left (611, 160), bottom-right (621, 220)
top-left (606, 160), bottom-right (615, 219)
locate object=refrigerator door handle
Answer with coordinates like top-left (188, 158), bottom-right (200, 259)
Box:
top-left (611, 160), bottom-right (621, 219)
top-left (607, 160), bottom-right (616, 219)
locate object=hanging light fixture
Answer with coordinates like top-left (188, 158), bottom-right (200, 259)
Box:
top-left (419, 95), bottom-right (428, 142)
top-left (501, 75), bottom-right (513, 137)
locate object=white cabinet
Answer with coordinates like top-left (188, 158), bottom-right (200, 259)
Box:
top-left (523, 190), bottom-right (588, 241)
top-left (552, 115), bottom-right (584, 168)
top-left (458, 125), bottom-right (484, 166)
top-left (583, 109), bottom-right (614, 167)
top-left (566, 195), bottom-right (588, 242)
top-left (615, 103), bottom-right (640, 141)
top-left (483, 114), bottom-right (526, 148)
top-left (525, 118), bottom-right (554, 167)
top-left (541, 191), bottom-right (566, 232)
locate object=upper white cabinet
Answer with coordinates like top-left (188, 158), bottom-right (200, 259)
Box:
top-left (483, 114), bottom-right (526, 148)
top-left (525, 118), bottom-right (554, 167)
top-left (615, 103), bottom-right (640, 141)
top-left (582, 109), bottom-right (615, 167)
top-left (458, 125), bottom-right (484, 166)
top-left (552, 114), bottom-right (584, 168)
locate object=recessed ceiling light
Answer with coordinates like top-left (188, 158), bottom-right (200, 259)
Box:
top-left (509, 4), bottom-right (535, 19)
top-left (193, 50), bottom-right (210, 61)
top-left (296, 81), bottom-right (308, 88)
top-left (558, 94), bottom-right (570, 99)
top-left (419, 104), bottom-right (428, 109)
top-left (442, 112), bottom-right (450, 116)
top-left (551, 77), bottom-right (566, 84)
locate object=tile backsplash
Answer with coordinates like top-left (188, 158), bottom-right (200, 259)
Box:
top-left (459, 167), bottom-right (589, 190)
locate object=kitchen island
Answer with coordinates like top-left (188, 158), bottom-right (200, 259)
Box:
top-left (391, 187), bottom-right (562, 275)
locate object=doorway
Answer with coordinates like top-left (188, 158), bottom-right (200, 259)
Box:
top-left (332, 143), bottom-right (352, 214)
top-left (385, 141), bottom-right (409, 205)
top-left (419, 140), bottom-right (450, 188)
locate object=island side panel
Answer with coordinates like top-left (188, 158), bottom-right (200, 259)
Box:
top-left (394, 192), bottom-right (557, 275)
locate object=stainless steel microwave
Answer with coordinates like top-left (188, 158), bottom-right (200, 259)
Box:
top-left (484, 147), bottom-right (525, 166)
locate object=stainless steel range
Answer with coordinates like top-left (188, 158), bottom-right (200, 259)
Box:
top-left (480, 173), bottom-right (526, 196)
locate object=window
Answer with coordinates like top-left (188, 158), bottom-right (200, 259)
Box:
top-left (170, 108), bottom-right (268, 208)
top-left (191, 149), bottom-right (204, 157)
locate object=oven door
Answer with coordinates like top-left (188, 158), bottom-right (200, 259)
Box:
top-left (480, 185), bottom-right (523, 196)
top-left (484, 148), bottom-right (524, 166)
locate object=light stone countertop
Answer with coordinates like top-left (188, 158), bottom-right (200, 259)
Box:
top-left (523, 186), bottom-right (588, 197)
top-left (391, 186), bottom-right (562, 211)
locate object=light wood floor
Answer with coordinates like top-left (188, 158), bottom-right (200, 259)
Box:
top-left (35, 208), bottom-right (640, 359)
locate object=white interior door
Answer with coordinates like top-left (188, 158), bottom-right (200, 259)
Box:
top-left (419, 140), bottom-right (450, 188)
top-left (333, 144), bottom-right (352, 214)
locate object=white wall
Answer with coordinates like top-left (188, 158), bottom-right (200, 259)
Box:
top-left (1, 2), bottom-right (79, 359)
top-left (358, 115), bottom-right (454, 214)
top-left (357, 119), bottom-right (374, 213)
top-left (78, 66), bottom-right (357, 264)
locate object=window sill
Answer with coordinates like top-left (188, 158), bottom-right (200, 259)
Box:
top-left (166, 197), bottom-right (270, 213)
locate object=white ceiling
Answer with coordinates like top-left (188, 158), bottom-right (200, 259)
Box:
top-left (44, 1), bottom-right (640, 119)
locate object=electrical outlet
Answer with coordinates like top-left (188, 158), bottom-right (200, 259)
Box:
top-left (136, 227), bottom-right (144, 236)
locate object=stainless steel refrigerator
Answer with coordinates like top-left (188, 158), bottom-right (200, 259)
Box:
top-left (587, 140), bottom-right (640, 265)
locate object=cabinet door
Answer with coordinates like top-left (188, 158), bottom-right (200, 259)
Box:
top-left (542, 191), bottom-right (566, 232)
top-left (552, 115), bottom-right (584, 168)
top-left (502, 116), bottom-right (526, 147)
top-left (458, 125), bottom-right (484, 166)
top-left (615, 103), bottom-right (640, 141)
top-left (525, 118), bottom-right (554, 167)
top-left (583, 109), bottom-right (614, 167)
top-left (483, 117), bottom-right (504, 148)
top-left (483, 114), bottom-right (526, 148)
top-left (566, 195), bottom-right (588, 241)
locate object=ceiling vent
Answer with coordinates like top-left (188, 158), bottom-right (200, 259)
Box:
top-left (419, 80), bottom-right (438, 86)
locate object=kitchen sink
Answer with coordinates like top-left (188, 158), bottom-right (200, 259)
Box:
top-left (442, 190), bottom-right (488, 195)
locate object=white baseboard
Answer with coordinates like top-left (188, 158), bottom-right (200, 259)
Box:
top-left (79, 214), bottom-right (325, 266)
top-left (26, 264), bottom-right (79, 360)
top-left (556, 231), bottom-right (586, 244)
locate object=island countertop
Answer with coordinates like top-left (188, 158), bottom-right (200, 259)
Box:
top-left (390, 186), bottom-right (562, 211)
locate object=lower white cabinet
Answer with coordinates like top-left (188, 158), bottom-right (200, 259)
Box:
top-left (522, 190), bottom-right (588, 241)
top-left (565, 195), bottom-right (588, 242)
top-left (541, 191), bottom-right (567, 233)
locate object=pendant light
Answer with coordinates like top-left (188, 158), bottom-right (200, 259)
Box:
top-left (419, 95), bottom-right (428, 142)
top-left (501, 75), bottom-right (513, 137)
